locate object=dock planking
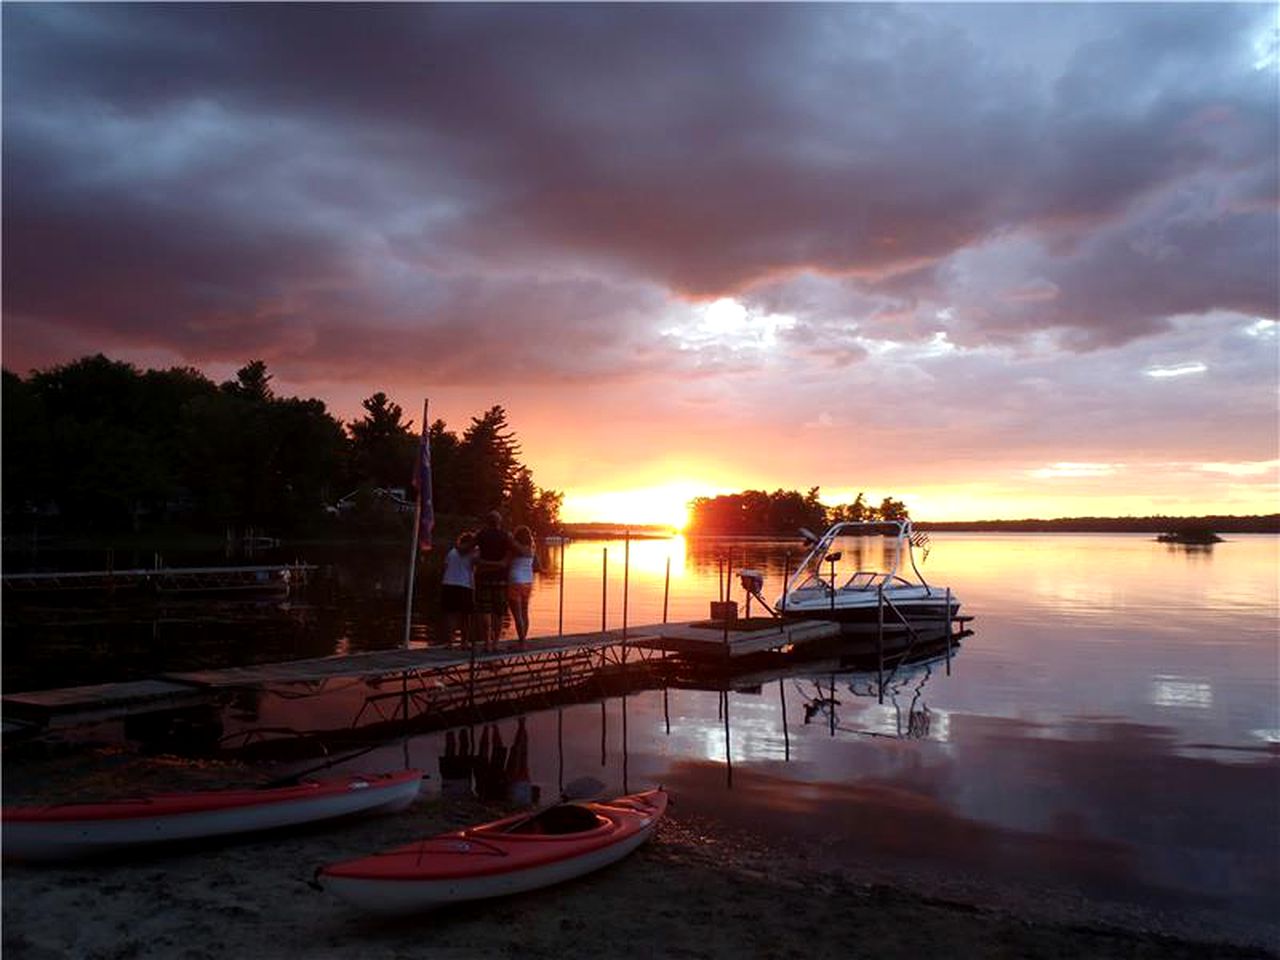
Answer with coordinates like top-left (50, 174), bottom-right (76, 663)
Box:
top-left (631, 618), bottom-right (843, 657)
top-left (161, 620), bottom-right (840, 689)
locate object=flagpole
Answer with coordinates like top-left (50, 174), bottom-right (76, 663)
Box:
top-left (403, 398), bottom-right (430, 650)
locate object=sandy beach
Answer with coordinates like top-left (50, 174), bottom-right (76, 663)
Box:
top-left (2, 750), bottom-right (1275, 960)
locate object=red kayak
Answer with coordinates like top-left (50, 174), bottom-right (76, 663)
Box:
top-left (3, 769), bottom-right (423, 861)
top-left (320, 788), bottom-right (668, 912)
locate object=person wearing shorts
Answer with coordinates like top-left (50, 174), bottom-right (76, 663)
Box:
top-left (474, 510), bottom-right (514, 651)
top-left (441, 531), bottom-right (478, 647)
top-left (507, 525), bottom-right (536, 646)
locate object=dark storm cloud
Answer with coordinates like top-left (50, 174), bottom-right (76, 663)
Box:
top-left (2, 3), bottom-right (1276, 379)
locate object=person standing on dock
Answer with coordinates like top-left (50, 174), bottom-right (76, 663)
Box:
top-left (474, 510), bottom-right (514, 651)
top-left (507, 525), bottom-right (536, 647)
top-left (440, 531), bottom-right (478, 647)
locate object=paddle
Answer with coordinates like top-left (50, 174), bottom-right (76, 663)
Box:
top-left (261, 741), bottom-right (418, 790)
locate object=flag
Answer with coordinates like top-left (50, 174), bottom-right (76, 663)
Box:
top-left (412, 425), bottom-right (434, 552)
top-left (909, 528), bottom-right (931, 562)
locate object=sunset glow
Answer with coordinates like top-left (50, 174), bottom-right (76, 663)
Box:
top-left (3, 4), bottom-right (1276, 523)
top-left (561, 484), bottom-right (705, 530)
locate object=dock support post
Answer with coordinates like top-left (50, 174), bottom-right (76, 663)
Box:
top-left (779, 553), bottom-right (790, 632)
top-left (945, 588), bottom-right (953, 676)
top-left (557, 705), bottom-right (564, 794)
top-left (877, 586), bottom-right (885, 704)
top-left (601, 547), bottom-right (608, 635)
top-left (722, 687), bottom-right (733, 788)
top-left (778, 679), bottom-right (790, 761)
top-left (557, 537), bottom-right (566, 639)
top-left (830, 676), bottom-right (837, 737)
top-left (662, 556), bottom-right (671, 624)
top-left (622, 531), bottom-right (630, 645)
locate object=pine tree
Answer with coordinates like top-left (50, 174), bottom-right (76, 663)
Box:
top-left (349, 392), bottom-right (417, 490)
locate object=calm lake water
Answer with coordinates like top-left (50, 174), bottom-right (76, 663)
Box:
top-left (5, 533), bottom-right (1279, 933)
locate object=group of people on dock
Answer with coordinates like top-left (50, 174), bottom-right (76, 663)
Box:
top-left (440, 510), bottom-right (537, 650)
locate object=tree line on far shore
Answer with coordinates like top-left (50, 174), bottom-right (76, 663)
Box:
top-left (685, 489), bottom-right (1279, 536)
top-left (2, 354), bottom-right (562, 540)
top-left (687, 489), bottom-right (908, 536)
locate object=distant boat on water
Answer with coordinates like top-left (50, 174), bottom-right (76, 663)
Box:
top-left (1156, 529), bottom-right (1222, 544)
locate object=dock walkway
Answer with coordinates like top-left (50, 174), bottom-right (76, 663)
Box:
top-left (1, 618), bottom-right (844, 728)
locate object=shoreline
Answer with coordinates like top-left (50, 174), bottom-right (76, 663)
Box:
top-left (2, 754), bottom-right (1275, 959)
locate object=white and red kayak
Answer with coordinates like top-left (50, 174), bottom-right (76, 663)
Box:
top-left (3, 768), bottom-right (423, 861)
top-left (319, 788), bottom-right (668, 912)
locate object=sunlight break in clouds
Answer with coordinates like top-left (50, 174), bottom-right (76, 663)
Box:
top-left (1145, 362), bottom-right (1209, 379)
top-left (662, 298), bottom-right (797, 354)
top-left (1030, 463), bottom-right (1123, 480)
top-left (1196, 460), bottom-right (1280, 478)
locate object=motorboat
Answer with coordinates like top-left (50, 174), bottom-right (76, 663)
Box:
top-left (776, 521), bottom-right (959, 624)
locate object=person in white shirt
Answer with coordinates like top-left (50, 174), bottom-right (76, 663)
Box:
top-left (506, 525), bottom-right (536, 645)
top-left (441, 531), bottom-right (478, 647)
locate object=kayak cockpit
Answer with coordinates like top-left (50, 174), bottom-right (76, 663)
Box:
top-left (500, 804), bottom-right (605, 836)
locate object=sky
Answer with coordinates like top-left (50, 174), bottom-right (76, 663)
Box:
top-left (3, 3), bottom-right (1278, 526)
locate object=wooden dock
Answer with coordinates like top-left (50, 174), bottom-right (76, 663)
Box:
top-left (0, 618), bottom-right (841, 725)
top-left (0, 616), bottom-right (978, 755)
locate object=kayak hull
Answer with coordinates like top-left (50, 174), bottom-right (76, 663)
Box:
top-left (3, 769), bottom-right (423, 861)
top-left (321, 788), bottom-right (668, 913)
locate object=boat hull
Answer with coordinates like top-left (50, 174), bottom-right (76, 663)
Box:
top-left (320, 788), bottom-right (668, 913)
top-left (780, 595), bottom-right (960, 624)
top-left (3, 769), bottom-right (422, 861)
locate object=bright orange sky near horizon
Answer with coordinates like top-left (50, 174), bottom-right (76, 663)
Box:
top-left (288, 360), bottom-right (1279, 528)
top-left (4, 5), bottom-right (1277, 526)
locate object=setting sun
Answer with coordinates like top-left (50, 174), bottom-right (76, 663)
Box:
top-left (560, 483), bottom-right (709, 530)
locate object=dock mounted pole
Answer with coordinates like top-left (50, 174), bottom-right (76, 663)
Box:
top-left (877, 583), bottom-right (885, 704)
top-left (557, 538), bottom-right (566, 639)
top-left (945, 587), bottom-right (953, 675)
top-left (601, 547), bottom-right (608, 635)
top-left (622, 530), bottom-right (630, 643)
top-left (662, 556), bottom-right (671, 624)
top-left (402, 398), bottom-right (429, 650)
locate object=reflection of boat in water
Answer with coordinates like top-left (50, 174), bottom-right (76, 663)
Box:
top-left (796, 648), bottom-right (950, 740)
top-left (776, 521), bottom-right (960, 624)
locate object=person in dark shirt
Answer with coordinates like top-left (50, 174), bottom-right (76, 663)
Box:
top-left (474, 509), bottom-right (514, 650)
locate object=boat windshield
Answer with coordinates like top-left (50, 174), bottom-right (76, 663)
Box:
top-left (783, 522), bottom-right (924, 601)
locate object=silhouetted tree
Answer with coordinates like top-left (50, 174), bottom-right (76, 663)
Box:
top-left (348, 392), bottom-right (417, 490)
top-left (876, 496), bottom-right (909, 522)
top-left (0, 357), bottom-right (560, 542)
top-left (455, 405), bottom-right (520, 516)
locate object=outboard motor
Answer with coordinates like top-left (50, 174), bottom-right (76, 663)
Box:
top-left (737, 568), bottom-right (776, 617)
